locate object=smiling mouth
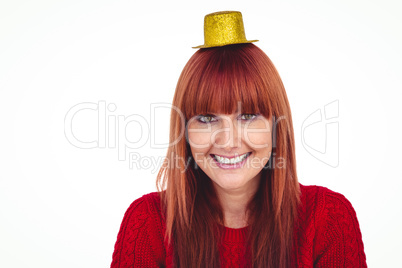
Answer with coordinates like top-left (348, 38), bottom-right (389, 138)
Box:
top-left (210, 152), bottom-right (251, 165)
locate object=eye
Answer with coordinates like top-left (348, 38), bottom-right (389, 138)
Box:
top-left (197, 114), bottom-right (217, 124)
top-left (240, 114), bottom-right (258, 120)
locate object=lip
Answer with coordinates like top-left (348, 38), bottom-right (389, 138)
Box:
top-left (211, 152), bottom-right (250, 159)
top-left (210, 152), bottom-right (251, 169)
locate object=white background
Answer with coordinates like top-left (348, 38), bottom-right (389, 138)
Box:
top-left (1, 0), bottom-right (401, 267)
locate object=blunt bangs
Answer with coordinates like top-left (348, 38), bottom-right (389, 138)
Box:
top-left (180, 44), bottom-right (274, 122)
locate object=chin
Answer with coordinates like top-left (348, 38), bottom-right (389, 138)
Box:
top-left (212, 177), bottom-right (248, 190)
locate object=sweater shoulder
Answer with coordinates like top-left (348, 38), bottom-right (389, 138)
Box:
top-left (124, 191), bottom-right (165, 237)
top-left (298, 183), bottom-right (327, 217)
top-left (299, 183), bottom-right (357, 215)
top-left (302, 185), bottom-right (367, 266)
top-left (297, 183), bottom-right (360, 231)
top-left (298, 183), bottom-right (354, 213)
top-left (111, 191), bottom-right (166, 267)
top-left (123, 191), bottom-right (162, 220)
top-left (317, 186), bottom-right (362, 234)
top-left (298, 183), bottom-right (367, 266)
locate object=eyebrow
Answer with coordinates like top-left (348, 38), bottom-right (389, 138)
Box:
top-left (201, 112), bottom-right (243, 118)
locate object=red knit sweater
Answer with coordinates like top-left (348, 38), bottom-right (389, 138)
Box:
top-left (111, 184), bottom-right (367, 267)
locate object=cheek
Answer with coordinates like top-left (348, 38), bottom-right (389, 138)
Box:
top-left (243, 118), bottom-right (273, 150)
top-left (244, 130), bottom-right (272, 150)
top-left (188, 131), bottom-right (213, 156)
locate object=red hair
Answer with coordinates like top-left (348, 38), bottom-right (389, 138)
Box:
top-left (156, 43), bottom-right (301, 267)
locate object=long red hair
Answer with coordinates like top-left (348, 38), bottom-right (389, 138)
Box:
top-left (156, 43), bottom-right (301, 267)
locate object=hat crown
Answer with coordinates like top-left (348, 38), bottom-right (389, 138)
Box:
top-left (205, 11), bottom-right (246, 46)
top-left (193, 11), bottom-right (258, 49)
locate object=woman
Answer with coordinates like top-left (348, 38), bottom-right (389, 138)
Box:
top-left (111, 11), bottom-right (367, 268)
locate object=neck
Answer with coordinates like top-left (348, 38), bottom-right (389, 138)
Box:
top-left (214, 175), bottom-right (261, 228)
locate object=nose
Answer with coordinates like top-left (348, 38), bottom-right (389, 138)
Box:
top-left (212, 116), bottom-right (241, 151)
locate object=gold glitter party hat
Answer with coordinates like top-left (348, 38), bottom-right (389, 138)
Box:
top-left (192, 11), bottom-right (258, 49)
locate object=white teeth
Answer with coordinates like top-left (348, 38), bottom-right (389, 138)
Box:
top-left (214, 153), bottom-right (249, 164)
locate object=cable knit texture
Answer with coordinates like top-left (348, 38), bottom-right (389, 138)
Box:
top-left (111, 183), bottom-right (367, 267)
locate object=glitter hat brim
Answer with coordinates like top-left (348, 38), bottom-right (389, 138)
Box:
top-left (192, 39), bottom-right (259, 49)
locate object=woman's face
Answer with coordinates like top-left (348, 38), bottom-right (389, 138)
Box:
top-left (187, 109), bottom-right (273, 194)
